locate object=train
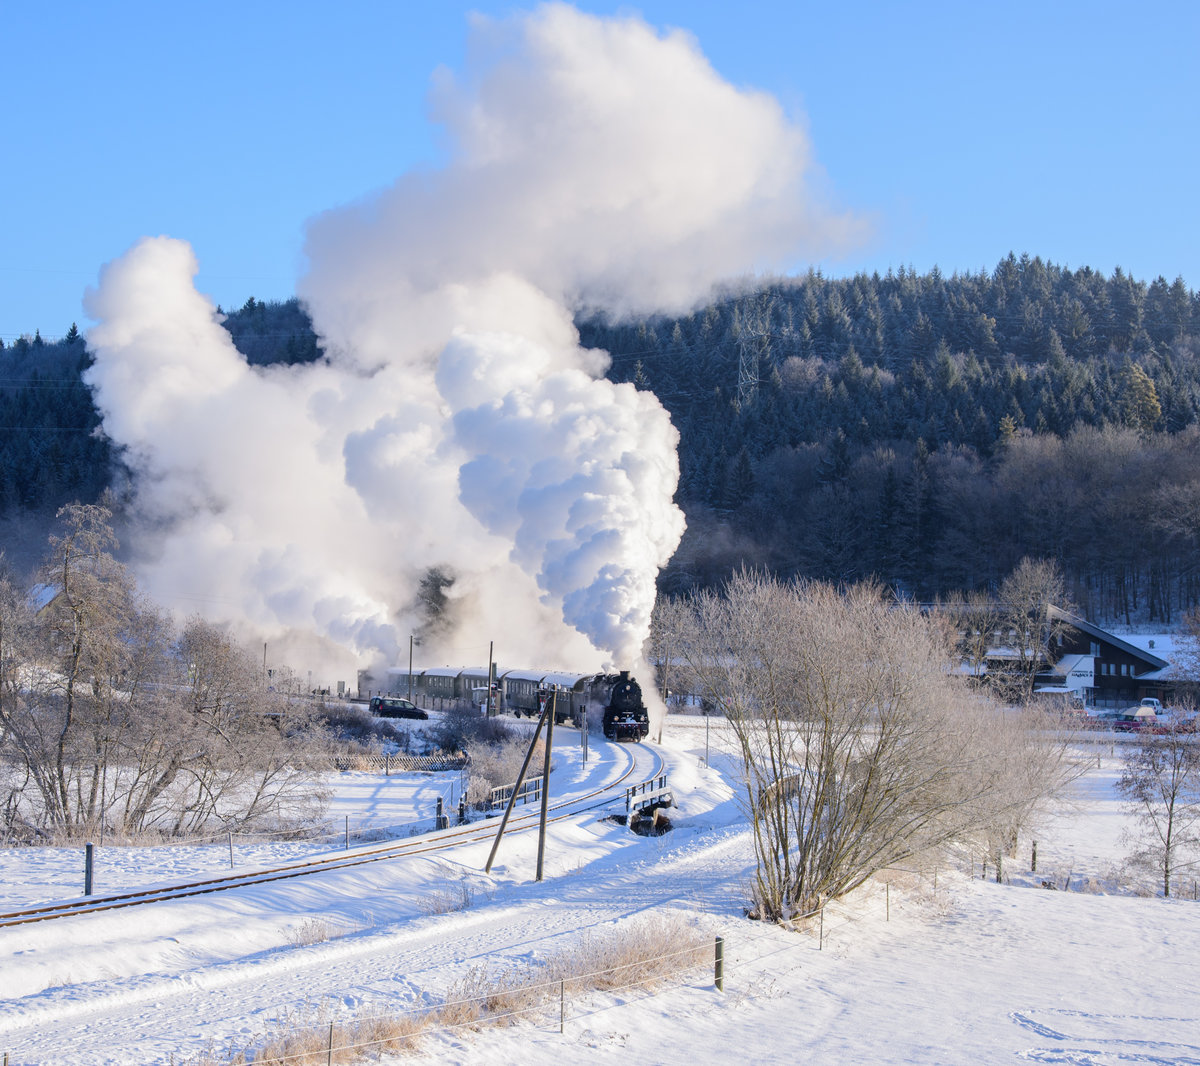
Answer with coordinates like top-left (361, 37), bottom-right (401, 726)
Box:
top-left (358, 665), bottom-right (651, 741)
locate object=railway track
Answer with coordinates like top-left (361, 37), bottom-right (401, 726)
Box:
top-left (0, 740), bottom-right (666, 930)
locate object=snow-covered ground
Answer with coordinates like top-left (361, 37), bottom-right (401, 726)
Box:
top-left (0, 718), bottom-right (1197, 1066)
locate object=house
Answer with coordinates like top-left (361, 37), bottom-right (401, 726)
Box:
top-left (1034, 605), bottom-right (1172, 711)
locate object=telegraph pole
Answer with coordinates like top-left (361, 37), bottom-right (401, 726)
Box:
top-left (536, 689), bottom-right (557, 881)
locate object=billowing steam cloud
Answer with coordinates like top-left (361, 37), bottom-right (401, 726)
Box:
top-left (82, 4), bottom-right (861, 684)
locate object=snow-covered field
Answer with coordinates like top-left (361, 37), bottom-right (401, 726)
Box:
top-left (0, 719), bottom-right (1197, 1066)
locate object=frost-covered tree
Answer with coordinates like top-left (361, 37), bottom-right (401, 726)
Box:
top-left (0, 503), bottom-right (328, 839)
top-left (1119, 725), bottom-right (1200, 897)
top-left (670, 571), bottom-right (1078, 920)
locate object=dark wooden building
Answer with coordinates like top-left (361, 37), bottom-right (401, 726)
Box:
top-left (1035, 605), bottom-right (1172, 710)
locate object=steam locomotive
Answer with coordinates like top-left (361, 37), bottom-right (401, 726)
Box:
top-left (600, 672), bottom-right (651, 741)
top-left (359, 665), bottom-right (651, 741)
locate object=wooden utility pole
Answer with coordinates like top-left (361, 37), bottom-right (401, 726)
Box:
top-left (485, 699), bottom-right (550, 874)
top-left (536, 689), bottom-right (557, 881)
top-left (408, 635), bottom-right (414, 701)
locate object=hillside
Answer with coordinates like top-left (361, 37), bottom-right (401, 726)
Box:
top-left (3, 257), bottom-right (1199, 621)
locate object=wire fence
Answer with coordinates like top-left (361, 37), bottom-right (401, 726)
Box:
top-left (186, 884), bottom-right (911, 1066)
top-left (188, 932), bottom-right (718, 1066)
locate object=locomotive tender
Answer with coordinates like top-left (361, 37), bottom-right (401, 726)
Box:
top-left (359, 665), bottom-right (650, 741)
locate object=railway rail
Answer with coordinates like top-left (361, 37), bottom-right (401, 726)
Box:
top-left (0, 740), bottom-right (666, 930)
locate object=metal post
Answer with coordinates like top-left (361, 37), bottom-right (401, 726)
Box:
top-left (714, 935), bottom-right (724, 991)
top-left (408, 636), bottom-right (414, 702)
top-left (487, 641), bottom-right (495, 716)
top-left (536, 690), bottom-right (557, 882)
top-left (84, 842), bottom-right (94, 896)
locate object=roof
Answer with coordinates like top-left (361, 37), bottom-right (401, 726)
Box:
top-left (1047, 605), bottom-right (1169, 671)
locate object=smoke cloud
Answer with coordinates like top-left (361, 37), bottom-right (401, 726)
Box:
top-left (82, 4), bottom-right (861, 683)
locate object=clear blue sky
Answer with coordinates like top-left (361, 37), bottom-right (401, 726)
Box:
top-left (3, 0), bottom-right (1196, 342)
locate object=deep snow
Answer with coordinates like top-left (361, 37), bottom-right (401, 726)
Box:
top-left (0, 717), bottom-right (1197, 1066)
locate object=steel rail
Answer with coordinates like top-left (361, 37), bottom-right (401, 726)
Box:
top-left (0, 743), bottom-right (665, 929)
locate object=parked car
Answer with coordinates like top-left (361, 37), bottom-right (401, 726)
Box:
top-left (1083, 710), bottom-right (1124, 729)
top-left (368, 696), bottom-right (429, 720)
top-left (1113, 707), bottom-right (1158, 732)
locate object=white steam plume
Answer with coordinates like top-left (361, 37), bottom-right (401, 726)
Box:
top-left (82, 4), bottom-right (861, 683)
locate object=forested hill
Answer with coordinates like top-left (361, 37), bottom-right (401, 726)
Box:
top-left (3, 255), bottom-right (1199, 622)
top-left (580, 255), bottom-right (1200, 622)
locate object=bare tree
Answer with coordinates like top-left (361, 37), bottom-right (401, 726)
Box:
top-left (671, 570), bottom-right (1078, 921)
top-left (0, 504), bottom-right (328, 839)
top-left (998, 557), bottom-right (1073, 700)
top-left (1118, 725), bottom-right (1200, 897)
top-left (942, 589), bottom-right (1004, 682)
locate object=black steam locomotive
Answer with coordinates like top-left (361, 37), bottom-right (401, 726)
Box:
top-left (601, 671), bottom-right (651, 742)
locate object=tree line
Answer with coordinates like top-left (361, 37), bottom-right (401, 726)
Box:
top-left (5, 256), bottom-right (1200, 621)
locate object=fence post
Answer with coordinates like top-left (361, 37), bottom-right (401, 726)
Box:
top-left (886, 882), bottom-right (890, 922)
top-left (714, 935), bottom-right (724, 991)
top-left (819, 906), bottom-right (824, 950)
top-left (84, 841), bottom-right (94, 897)
top-left (1031, 841), bottom-right (1038, 873)
top-left (228, 831), bottom-right (234, 870)
top-left (560, 979), bottom-right (565, 1033)
top-left (345, 816), bottom-right (349, 851)
top-left (327, 1021), bottom-right (334, 1066)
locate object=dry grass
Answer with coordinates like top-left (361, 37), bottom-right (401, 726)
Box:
top-left (190, 912), bottom-right (711, 1065)
top-left (416, 866), bottom-right (479, 916)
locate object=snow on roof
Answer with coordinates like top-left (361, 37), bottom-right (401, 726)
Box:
top-left (1048, 605), bottom-right (1170, 670)
top-left (28, 582), bottom-right (59, 611)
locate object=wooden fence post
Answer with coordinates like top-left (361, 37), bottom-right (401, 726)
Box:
top-left (714, 935), bottom-right (724, 991)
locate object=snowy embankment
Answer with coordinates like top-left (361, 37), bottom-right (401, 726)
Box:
top-left (0, 721), bottom-right (1197, 1066)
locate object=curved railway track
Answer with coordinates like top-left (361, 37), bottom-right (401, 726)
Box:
top-left (0, 740), bottom-right (666, 930)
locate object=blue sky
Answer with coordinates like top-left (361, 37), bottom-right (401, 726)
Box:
top-left (3, 0), bottom-right (1197, 342)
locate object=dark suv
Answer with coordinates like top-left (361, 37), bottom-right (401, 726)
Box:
top-left (368, 696), bottom-right (429, 720)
